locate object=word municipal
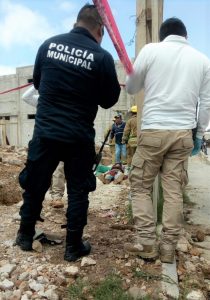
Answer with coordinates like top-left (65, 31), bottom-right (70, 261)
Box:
top-left (47, 43), bottom-right (94, 70)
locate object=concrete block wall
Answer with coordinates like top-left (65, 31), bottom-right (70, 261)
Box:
top-left (0, 61), bottom-right (135, 146)
top-left (16, 66), bottom-right (36, 146)
top-left (94, 61), bottom-right (135, 145)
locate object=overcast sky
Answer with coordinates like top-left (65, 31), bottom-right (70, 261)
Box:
top-left (0, 0), bottom-right (209, 75)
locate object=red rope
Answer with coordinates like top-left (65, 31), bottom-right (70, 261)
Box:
top-left (0, 82), bottom-right (125, 95)
top-left (0, 82), bottom-right (33, 95)
top-left (93, 0), bottom-right (133, 75)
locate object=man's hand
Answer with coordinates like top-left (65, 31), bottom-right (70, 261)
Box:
top-left (191, 138), bottom-right (202, 156)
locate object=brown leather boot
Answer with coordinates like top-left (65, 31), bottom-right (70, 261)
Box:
top-left (124, 242), bottom-right (159, 260)
top-left (160, 243), bottom-right (175, 263)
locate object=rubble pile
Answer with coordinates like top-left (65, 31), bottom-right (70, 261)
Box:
top-left (0, 146), bottom-right (210, 298)
top-left (0, 146), bottom-right (26, 205)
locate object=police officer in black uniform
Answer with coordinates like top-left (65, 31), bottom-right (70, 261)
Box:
top-left (16, 4), bottom-right (120, 262)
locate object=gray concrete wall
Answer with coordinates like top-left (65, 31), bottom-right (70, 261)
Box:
top-left (0, 62), bottom-right (135, 146)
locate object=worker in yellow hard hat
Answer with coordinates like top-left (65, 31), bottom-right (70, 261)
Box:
top-left (130, 105), bottom-right (137, 113)
top-left (122, 105), bottom-right (137, 167)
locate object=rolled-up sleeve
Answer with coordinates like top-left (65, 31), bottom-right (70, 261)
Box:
top-left (197, 63), bottom-right (210, 138)
top-left (98, 53), bottom-right (121, 109)
top-left (126, 45), bottom-right (148, 95)
top-left (22, 85), bottom-right (39, 108)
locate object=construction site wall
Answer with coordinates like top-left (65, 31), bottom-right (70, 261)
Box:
top-left (0, 62), bottom-right (135, 147)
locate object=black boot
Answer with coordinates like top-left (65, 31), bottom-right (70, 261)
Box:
top-left (16, 221), bottom-right (35, 251)
top-left (64, 229), bottom-right (91, 262)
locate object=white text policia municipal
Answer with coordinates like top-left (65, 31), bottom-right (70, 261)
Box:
top-left (47, 43), bottom-right (94, 70)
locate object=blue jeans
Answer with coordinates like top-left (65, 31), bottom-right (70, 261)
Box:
top-left (115, 143), bottom-right (127, 163)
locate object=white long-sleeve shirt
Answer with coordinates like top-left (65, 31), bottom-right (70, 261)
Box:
top-left (22, 85), bottom-right (39, 107)
top-left (126, 35), bottom-right (210, 138)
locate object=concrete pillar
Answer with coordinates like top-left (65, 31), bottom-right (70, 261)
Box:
top-left (135, 0), bottom-right (163, 222)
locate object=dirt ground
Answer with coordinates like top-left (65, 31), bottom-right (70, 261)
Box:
top-left (0, 187), bottom-right (162, 299)
top-left (0, 163), bottom-right (22, 205)
top-left (1, 146), bottom-right (210, 299)
top-left (0, 146), bottom-right (162, 300)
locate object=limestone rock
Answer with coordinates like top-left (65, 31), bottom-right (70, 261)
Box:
top-left (205, 279), bottom-right (210, 292)
top-left (81, 257), bottom-right (96, 267)
top-left (13, 212), bottom-right (21, 221)
top-left (185, 261), bottom-right (196, 273)
top-left (186, 290), bottom-right (205, 300)
top-left (32, 240), bottom-right (43, 253)
top-left (0, 263), bottom-right (16, 275)
top-left (2, 291), bottom-right (13, 299)
top-left (28, 280), bottom-right (44, 292)
top-left (19, 272), bottom-right (29, 281)
top-left (21, 295), bottom-right (30, 300)
top-left (0, 278), bottom-right (14, 290)
top-left (39, 289), bottom-right (59, 300)
top-left (37, 275), bottom-right (49, 284)
top-left (16, 200), bottom-right (23, 208)
top-left (176, 236), bottom-right (190, 253)
top-left (12, 289), bottom-right (22, 298)
top-left (128, 286), bottom-right (147, 299)
top-left (64, 266), bottom-right (79, 277)
top-left (83, 233), bottom-right (91, 239)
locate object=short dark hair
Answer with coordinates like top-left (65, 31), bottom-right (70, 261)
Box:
top-left (76, 4), bottom-right (103, 30)
top-left (159, 17), bottom-right (187, 41)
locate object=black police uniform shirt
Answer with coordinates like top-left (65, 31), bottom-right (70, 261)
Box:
top-left (33, 27), bottom-right (121, 143)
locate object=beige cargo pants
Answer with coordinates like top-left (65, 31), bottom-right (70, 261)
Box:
top-left (129, 130), bottom-right (193, 246)
top-left (127, 145), bottom-right (137, 167)
top-left (110, 144), bottom-right (116, 164)
top-left (50, 161), bottom-right (65, 199)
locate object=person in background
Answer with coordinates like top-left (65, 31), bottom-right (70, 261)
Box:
top-left (22, 85), bottom-right (65, 209)
top-left (122, 105), bottom-right (137, 168)
top-left (49, 161), bottom-right (65, 208)
top-left (110, 114), bottom-right (126, 163)
top-left (109, 119), bottom-right (116, 164)
top-left (98, 162), bottom-right (125, 184)
top-left (104, 119), bottom-right (116, 164)
top-left (125, 17), bottom-right (210, 263)
top-left (16, 4), bottom-right (120, 262)
top-left (201, 135), bottom-right (208, 155)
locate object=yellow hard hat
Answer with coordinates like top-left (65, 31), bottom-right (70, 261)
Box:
top-left (130, 105), bottom-right (137, 113)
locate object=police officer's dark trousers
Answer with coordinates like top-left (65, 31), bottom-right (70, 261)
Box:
top-left (18, 136), bottom-right (96, 249)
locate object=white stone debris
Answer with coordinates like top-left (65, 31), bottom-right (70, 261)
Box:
top-left (81, 257), bottom-right (97, 267)
top-left (64, 266), bottom-right (79, 277)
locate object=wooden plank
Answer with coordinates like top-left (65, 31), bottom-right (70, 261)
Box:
top-left (162, 261), bottom-right (179, 299)
top-left (151, 0), bottom-right (163, 43)
top-left (0, 119), bottom-right (7, 147)
top-left (135, 0), bottom-right (147, 134)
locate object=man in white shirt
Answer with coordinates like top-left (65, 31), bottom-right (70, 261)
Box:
top-left (125, 18), bottom-right (210, 263)
top-left (22, 86), bottom-right (65, 208)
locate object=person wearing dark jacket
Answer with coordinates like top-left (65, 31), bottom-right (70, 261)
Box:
top-left (110, 115), bottom-right (126, 163)
top-left (16, 4), bottom-right (120, 262)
